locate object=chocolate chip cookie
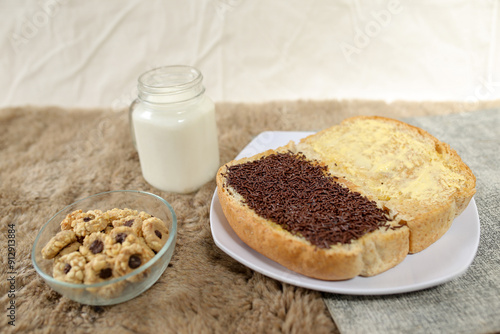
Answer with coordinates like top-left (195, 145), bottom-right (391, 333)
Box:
top-left (142, 217), bottom-right (170, 252)
top-left (53, 252), bottom-right (86, 283)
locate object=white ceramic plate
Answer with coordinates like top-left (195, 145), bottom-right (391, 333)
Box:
top-left (210, 131), bottom-right (480, 295)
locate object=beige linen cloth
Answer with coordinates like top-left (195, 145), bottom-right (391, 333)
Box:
top-left (1, 100), bottom-right (498, 333)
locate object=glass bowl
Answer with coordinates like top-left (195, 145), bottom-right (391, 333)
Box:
top-left (32, 190), bottom-right (177, 305)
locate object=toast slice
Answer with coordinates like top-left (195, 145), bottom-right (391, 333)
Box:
top-left (216, 116), bottom-right (476, 280)
top-left (297, 116), bottom-right (476, 253)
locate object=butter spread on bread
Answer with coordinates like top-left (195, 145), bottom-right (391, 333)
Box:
top-left (216, 116), bottom-right (476, 280)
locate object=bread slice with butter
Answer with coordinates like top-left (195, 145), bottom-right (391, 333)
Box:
top-left (216, 116), bottom-right (476, 280)
top-left (298, 116), bottom-right (476, 253)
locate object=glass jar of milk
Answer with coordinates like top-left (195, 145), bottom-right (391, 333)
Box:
top-left (130, 65), bottom-right (220, 194)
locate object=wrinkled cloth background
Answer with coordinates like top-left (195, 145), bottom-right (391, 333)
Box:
top-left (1, 0), bottom-right (500, 108)
top-left (1, 99), bottom-right (499, 333)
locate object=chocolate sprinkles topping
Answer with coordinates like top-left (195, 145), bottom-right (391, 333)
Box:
top-left (225, 152), bottom-right (396, 248)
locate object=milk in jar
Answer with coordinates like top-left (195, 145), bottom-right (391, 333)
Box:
top-left (130, 66), bottom-right (220, 194)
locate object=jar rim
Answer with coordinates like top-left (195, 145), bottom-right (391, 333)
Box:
top-left (137, 65), bottom-right (204, 102)
top-left (138, 65), bottom-right (203, 92)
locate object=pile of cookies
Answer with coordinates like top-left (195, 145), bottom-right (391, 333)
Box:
top-left (41, 208), bottom-right (169, 294)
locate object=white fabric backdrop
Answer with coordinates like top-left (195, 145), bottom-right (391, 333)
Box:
top-left (1, 0), bottom-right (499, 109)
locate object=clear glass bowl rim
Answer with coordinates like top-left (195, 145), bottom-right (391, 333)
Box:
top-left (31, 190), bottom-right (177, 289)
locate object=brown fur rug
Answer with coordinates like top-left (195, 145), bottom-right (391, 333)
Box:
top-left (1, 99), bottom-right (498, 333)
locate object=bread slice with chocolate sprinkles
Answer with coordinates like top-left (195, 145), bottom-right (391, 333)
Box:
top-left (217, 146), bottom-right (409, 280)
